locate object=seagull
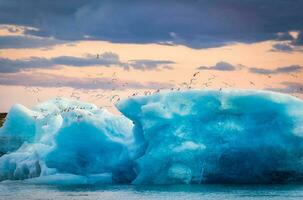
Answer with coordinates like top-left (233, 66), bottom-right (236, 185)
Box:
top-left (221, 81), bottom-right (232, 88)
top-left (144, 91), bottom-right (151, 95)
top-left (110, 95), bottom-right (120, 102)
top-left (95, 94), bottom-right (104, 99)
top-left (290, 74), bottom-right (298, 78)
top-left (193, 71), bottom-right (200, 77)
top-left (154, 89), bottom-right (160, 93)
top-left (180, 82), bottom-right (190, 89)
top-left (189, 78), bottom-right (197, 85)
top-left (208, 74), bottom-right (217, 81)
top-left (121, 82), bottom-right (128, 87)
top-left (202, 82), bottom-right (211, 87)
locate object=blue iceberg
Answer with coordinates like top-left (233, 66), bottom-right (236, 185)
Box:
top-left (1, 90), bottom-right (303, 184)
top-left (0, 98), bottom-right (139, 183)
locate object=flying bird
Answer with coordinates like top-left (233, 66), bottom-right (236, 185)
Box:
top-left (193, 71), bottom-right (200, 77)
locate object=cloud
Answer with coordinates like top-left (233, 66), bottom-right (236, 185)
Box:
top-left (0, 72), bottom-right (174, 90)
top-left (275, 32), bottom-right (294, 41)
top-left (292, 32), bottom-right (303, 46)
top-left (265, 82), bottom-right (303, 94)
top-left (281, 82), bottom-right (303, 94)
top-left (0, 52), bottom-right (175, 73)
top-left (0, 35), bottom-right (65, 49)
top-left (249, 65), bottom-right (303, 75)
top-left (52, 52), bottom-right (120, 67)
top-left (269, 42), bottom-right (303, 53)
top-left (127, 60), bottom-right (175, 71)
top-left (197, 61), bottom-right (237, 71)
top-left (0, 1), bottom-right (303, 48)
top-left (270, 43), bottom-right (294, 53)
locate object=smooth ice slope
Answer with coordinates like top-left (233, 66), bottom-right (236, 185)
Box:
top-left (117, 90), bottom-right (303, 184)
top-left (0, 90), bottom-right (303, 184)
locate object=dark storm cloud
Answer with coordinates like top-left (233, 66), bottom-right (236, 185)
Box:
top-left (197, 61), bottom-right (237, 71)
top-left (249, 65), bottom-right (303, 75)
top-left (0, 0), bottom-right (303, 49)
top-left (0, 52), bottom-right (175, 73)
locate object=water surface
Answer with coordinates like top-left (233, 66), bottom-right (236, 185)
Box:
top-left (1, 182), bottom-right (303, 200)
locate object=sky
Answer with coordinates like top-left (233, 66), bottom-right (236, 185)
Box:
top-left (0, 0), bottom-right (303, 112)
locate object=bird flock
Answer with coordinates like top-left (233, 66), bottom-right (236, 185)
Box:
top-left (22, 60), bottom-right (302, 109)
top-left (12, 67), bottom-right (300, 127)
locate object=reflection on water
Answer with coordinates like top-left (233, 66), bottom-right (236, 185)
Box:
top-left (1, 182), bottom-right (303, 200)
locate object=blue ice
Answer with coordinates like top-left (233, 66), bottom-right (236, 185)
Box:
top-left (0, 90), bottom-right (303, 184)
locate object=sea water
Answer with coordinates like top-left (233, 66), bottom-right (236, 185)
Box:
top-left (0, 182), bottom-right (303, 200)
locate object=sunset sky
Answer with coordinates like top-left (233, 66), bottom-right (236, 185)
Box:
top-left (0, 0), bottom-right (303, 112)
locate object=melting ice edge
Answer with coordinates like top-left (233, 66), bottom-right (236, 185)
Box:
top-left (1, 90), bottom-right (303, 185)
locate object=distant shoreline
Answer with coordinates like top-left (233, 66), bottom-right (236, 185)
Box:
top-left (0, 113), bottom-right (7, 127)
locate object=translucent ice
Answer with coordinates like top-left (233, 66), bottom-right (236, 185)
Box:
top-left (1, 90), bottom-right (303, 184)
top-left (0, 98), bottom-right (138, 182)
top-left (117, 90), bottom-right (303, 184)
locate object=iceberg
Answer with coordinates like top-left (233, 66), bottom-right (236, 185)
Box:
top-left (1, 90), bottom-right (303, 184)
top-left (118, 90), bottom-right (303, 184)
top-left (0, 98), bottom-right (139, 183)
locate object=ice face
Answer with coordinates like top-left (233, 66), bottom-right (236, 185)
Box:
top-left (0, 104), bottom-right (37, 154)
top-left (117, 90), bottom-right (303, 184)
top-left (0, 98), bottom-right (138, 183)
top-left (1, 90), bottom-right (303, 184)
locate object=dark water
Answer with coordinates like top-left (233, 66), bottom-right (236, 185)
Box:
top-left (1, 182), bottom-right (303, 200)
